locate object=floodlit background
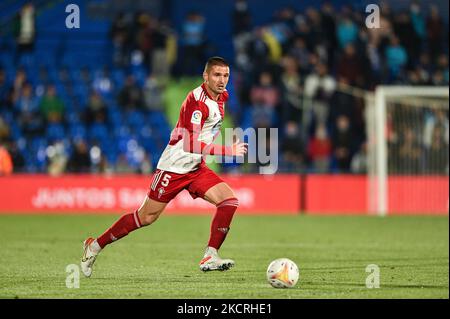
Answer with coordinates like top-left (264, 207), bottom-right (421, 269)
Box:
top-left (0, 0), bottom-right (448, 299)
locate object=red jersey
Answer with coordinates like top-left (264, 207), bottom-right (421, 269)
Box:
top-left (156, 83), bottom-right (229, 174)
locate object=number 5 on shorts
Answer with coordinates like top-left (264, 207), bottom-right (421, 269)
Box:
top-left (161, 174), bottom-right (172, 187)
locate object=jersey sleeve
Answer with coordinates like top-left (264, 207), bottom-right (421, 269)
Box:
top-left (181, 94), bottom-right (231, 156)
top-left (181, 95), bottom-right (209, 134)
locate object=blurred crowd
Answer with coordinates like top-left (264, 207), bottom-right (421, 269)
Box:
top-left (229, 0), bottom-right (448, 173)
top-left (0, 1), bottom-right (448, 176)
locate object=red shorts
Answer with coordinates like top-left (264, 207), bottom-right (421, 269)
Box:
top-left (147, 165), bottom-right (224, 203)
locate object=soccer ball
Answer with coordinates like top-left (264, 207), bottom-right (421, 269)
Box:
top-left (266, 258), bottom-right (299, 288)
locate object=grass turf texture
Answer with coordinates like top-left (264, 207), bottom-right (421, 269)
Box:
top-left (0, 214), bottom-right (448, 299)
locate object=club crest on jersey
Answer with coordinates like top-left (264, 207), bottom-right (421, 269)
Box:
top-left (158, 187), bottom-right (165, 199)
top-left (191, 110), bottom-right (202, 125)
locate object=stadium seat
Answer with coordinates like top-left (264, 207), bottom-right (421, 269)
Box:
top-left (69, 124), bottom-right (87, 140)
top-left (46, 123), bottom-right (66, 141)
top-left (88, 123), bottom-right (109, 142)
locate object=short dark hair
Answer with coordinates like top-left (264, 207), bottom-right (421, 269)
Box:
top-left (204, 56), bottom-right (229, 73)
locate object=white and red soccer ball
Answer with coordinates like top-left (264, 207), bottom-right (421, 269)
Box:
top-left (266, 258), bottom-right (299, 288)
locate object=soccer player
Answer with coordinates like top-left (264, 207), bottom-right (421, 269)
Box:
top-left (81, 57), bottom-right (247, 277)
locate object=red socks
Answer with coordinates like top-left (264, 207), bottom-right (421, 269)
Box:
top-left (97, 210), bottom-right (142, 249)
top-left (96, 198), bottom-right (239, 251)
top-left (208, 198), bottom-right (239, 250)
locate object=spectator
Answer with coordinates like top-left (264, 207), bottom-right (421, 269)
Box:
top-left (303, 62), bottom-right (336, 130)
top-left (0, 143), bottom-right (13, 175)
top-left (7, 141), bottom-right (25, 173)
top-left (281, 121), bottom-right (305, 172)
top-left (424, 127), bottom-right (448, 174)
top-left (250, 71), bottom-right (280, 128)
top-left (85, 91), bottom-right (107, 125)
top-left (0, 69), bottom-right (12, 109)
top-left (271, 7), bottom-right (296, 52)
top-left (332, 115), bottom-right (353, 172)
top-left (115, 153), bottom-right (135, 174)
top-left (288, 37), bottom-right (310, 74)
top-left (89, 144), bottom-right (104, 174)
top-left (320, 2), bottom-right (337, 68)
top-left (432, 70), bottom-right (447, 86)
top-left (67, 139), bottom-right (91, 173)
top-left (329, 77), bottom-right (357, 125)
top-left (0, 116), bottom-right (10, 141)
top-left (397, 128), bottom-right (422, 174)
top-left (385, 36), bottom-right (408, 80)
top-left (294, 14), bottom-right (314, 52)
top-left (15, 82), bottom-right (39, 113)
top-left (250, 71), bottom-right (280, 109)
top-left (138, 153), bottom-right (153, 175)
top-left (46, 141), bottom-right (67, 176)
top-left (134, 13), bottom-right (156, 69)
top-left (92, 68), bottom-right (113, 97)
top-left (393, 11), bottom-right (420, 66)
top-left (15, 83), bottom-right (44, 138)
top-left (39, 85), bottom-right (65, 123)
top-left (11, 68), bottom-right (27, 104)
top-left (280, 55), bottom-right (303, 124)
top-left (417, 52), bottom-right (433, 80)
top-left (13, 2), bottom-right (35, 60)
top-left (118, 76), bottom-right (143, 111)
top-left (181, 12), bottom-right (206, 75)
top-left (150, 20), bottom-right (172, 79)
top-left (406, 69), bottom-right (421, 85)
top-left (351, 142), bottom-right (368, 174)
top-left (307, 124), bottom-right (332, 173)
top-left (436, 54), bottom-right (449, 84)
top-left (365, 39), bottom-right (383, 85)
top-left (247, 27), bottom-right (271, 75)
top-left (409, 2), bottom-right (426, 42)
top-left (143, 74), bottom-right (164, 112)
top-left (423, 109), bottom-right (449, 148)
top-left (336, 44), bottom-right (364, 86)
top-left (232, 0), bottom-right (252, 36)
top-left (426, 5), bottom-right (445, 61)
top-left (336, 14), bottom-right (358, 49)
top-left (110, 12), bottom-right (132, 67)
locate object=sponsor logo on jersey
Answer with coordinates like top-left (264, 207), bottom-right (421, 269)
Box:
top-left (191, 110), bottom-right (202, 125)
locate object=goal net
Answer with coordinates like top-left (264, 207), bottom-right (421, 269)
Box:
top-left (366, 86), bottom-right (449, 215)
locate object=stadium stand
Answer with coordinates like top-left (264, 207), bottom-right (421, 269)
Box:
top-left (0, 0), bottom-right (448, 175)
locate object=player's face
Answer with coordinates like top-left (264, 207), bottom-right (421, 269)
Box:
top-left (204, 65), bottom-right (230, 96)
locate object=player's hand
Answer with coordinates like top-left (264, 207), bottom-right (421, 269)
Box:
top-left (231, 138), bottom-right (248, 156)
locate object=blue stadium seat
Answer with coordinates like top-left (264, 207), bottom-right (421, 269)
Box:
top-left (117, 136), bottom-right (131, 153)
top-left (69, 124), bottom-right (87, 140)
top-left (46, 123), bottom-right (65, 141)
top-left (240, 108), bottom-right (253, 129)
top-left (9, 122), bottom-right (22, 140)
top-left (112, 69), bottom-right (125, 88)
top-left (113, 124), bottom-right (131, 139)
top-left (108, 109), bottom-right (124, 126)
top-left (89, 123), bottom-right (109, 142)
top-left (125, 110), bottom-right (145, 127)
top-left (18, 53), bottom-right (35, 69)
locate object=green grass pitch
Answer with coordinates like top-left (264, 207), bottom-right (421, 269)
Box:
top-left (0, 214), bottom-right (448, 299)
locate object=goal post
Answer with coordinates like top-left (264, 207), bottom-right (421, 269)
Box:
top-left (366, 86), bottom-right (449, 216)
